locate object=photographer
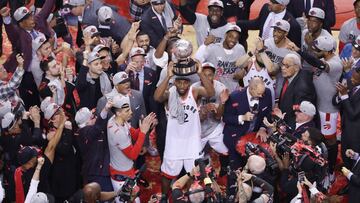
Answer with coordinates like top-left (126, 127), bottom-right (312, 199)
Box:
top-left (290, 176), bottom-right (326, 203)
top-left (235, 171), bottom-right (273, 203)
top-left (171, 165), bottom-right (222, 203)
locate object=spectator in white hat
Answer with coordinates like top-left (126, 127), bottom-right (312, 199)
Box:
top-left (83, 25), bottom-right (101, 46)
top-left (237, 0), bottom-right (302, 47)
top-left (195, 24), bottom-right (245, 92)
top-left (76, 50), bottom-right (112, 109)
top-left (301, 7), bottom-right (335, 70)
top-left (179, 0), bottom-right (232, 47)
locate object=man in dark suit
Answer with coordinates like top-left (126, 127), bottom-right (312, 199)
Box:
top-left (278, 53), bottom-right (316, 130)
top-left (140, 0), bottom-right (177, 48)
top-left (334, 67), bottom-right (360, 168)
top-left (121, 47), bottom-right (158, 114)
top-left (223, 77), bottom-right (272, 196)
top-left (341, 149), bottom-right (360, 202)
top-left (237, 0), bottom-right (302, 47)
top-left (287, 0), bottom-right (335, 32)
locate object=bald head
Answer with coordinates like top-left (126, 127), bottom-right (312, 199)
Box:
top-left (248, 77), bottom-right (265, 99)
top-left (83, 182), bottom-right (101, 203)
top-left (247, 155), bottom-right (266, 174)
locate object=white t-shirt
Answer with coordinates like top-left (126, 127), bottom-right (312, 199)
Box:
top-left (339, 17), bottom-right (360, 44)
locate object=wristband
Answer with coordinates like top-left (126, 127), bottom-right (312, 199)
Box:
top-left (204, 177), bottom-right (212, 185)
top-left (247, 51), bottom-right (253, 57)
top-left (186, 172), bottom-right (192, 178)
top-left (257, 48), bottom-right (266, 53)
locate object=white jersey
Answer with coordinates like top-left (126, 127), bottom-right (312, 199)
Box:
top-left (339, 18), bottom-right (360, 44)
top-left (164, 86), bottom-right (202, 160)
top-left (264, 37), bottom-right (296, 65)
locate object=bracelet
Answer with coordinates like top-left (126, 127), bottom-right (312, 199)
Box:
top-left (186, 172), bottom-right (192, 177)
top-left (257, 48), bottom-right (266, 53)
top-left (247, 51), bottom-right (253, 57)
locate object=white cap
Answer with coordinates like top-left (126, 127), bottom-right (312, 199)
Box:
top-left (150, 0), bottom-right (166, 4)
top-left (129, 47), bottom-right (146, 58)
top-left (48, 80), bottom-right (62, 91)
top-left (273, 0), bottom-right (290, 6)
top-left (46, 13), bottom-right (54, 23)
top-left (307, 7), bottom-right (325, 20)
top-left (208, 0), bottom-right (224, 8)
top-left (68, 0), bottom-right (85, 6)
top-left (271, 19), bottom-right (290, 32)
top-left (14, 7), bottom-right (31, 22)
top-left (88, 51), bottom-right (102, 64)
top-left (75, 107), bottom-right (93, 128)
top-left (2, 112), bottom-right (15, 129)
top-left (0, 100), bottom-right (12, 118)
top-left (113, 95), bottom-right (130, 109)
top-left (44, 103), bottom-right (60, 120)
top-left (83, 25), bottom-right (100, 37)
top-left (32, 34), bottom-right (47, 51)
top-left (312, 36), bottom-right (336, 52)
top-left (226, 24), bottom-right (242, 34)
top-left (299, 101), bottom-right (316, 116)
top-left (40, 97), bottom-right (53, 113)
top-left (113, 72), bottom-right (131, 85)
top-left (30, 192), bottom-right (53, 203)
top-left (98, 6), bottom-right (113, 24)
top-left (93, 44), bottom-right (110, 53)
top-left (202, 62), bottom-right (216, 72)
top-left (247, 155), bottom-right (266, 175)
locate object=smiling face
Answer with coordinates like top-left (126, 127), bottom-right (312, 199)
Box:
top-left (307, 17), bottom-right (323, 34)
top-left (281, 57), bottom-right (299, 78)
top-left (208, 6), bottom-right (223, 24)
top-left (175, 79), bottom-right (191, 96)
top-left (131, 55), bottom-right (146, 72)
top-left (223, 31), bottom-right (240, 49)
top-left (19, 15), bottom-right (35, 30)
top-left (136, 34), bottom-right (151, 53)
top-left (273, 28), bottom-right (287, 44)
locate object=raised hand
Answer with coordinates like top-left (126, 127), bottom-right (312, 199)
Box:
top-left (139, 112), bottom-right (157, 134)
top-left (335, 82), bottom-right (348, 96)
top-left (16, 54), bottom-right (24, 70)
top-left (0, 7), bottom-right (10, 17)
top-left (219, 89), bottom-right (230, 104)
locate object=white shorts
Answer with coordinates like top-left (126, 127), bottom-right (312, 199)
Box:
top-left (111, 178), bottom-right (140, 203)
top-left (201, 123), bottom-right (228, 154)
top-left (319, 111), bottom-right (338, 139)
top-left (161, 158), bottom-right (196, 179)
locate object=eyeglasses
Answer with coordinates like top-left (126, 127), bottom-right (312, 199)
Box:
top-left (281, 63), bottom-right (295, 68)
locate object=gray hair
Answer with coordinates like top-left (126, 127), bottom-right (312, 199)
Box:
top-left (284, 53), bottom-right (301, 67)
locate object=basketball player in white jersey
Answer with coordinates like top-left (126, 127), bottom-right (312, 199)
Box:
top-left (154, 61), bottom-right (215, 202)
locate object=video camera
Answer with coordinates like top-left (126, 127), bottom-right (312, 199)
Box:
top-left (118, 164), bottom-right (146, 202)
top-left (245, 142), bottom-right (278, 174)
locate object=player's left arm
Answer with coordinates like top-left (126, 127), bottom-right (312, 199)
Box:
top-left (193, 61), bottom-right (215, 99)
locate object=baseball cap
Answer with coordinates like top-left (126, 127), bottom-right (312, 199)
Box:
top-left (208, 0), bottom-right (224, 8)
top-left (75, 107), bottom-right (93, 128)
top-left (271, 19), bottom-right (290, 32)
top-left (32, 34), bottom-right (48, 51)
top-left (14, 7), bottom-right (31, 22)
top-left (299, 101), bottom-right (316, 116)
top-left (113, 72), bottom-right (131, 85)
top-left (44, 103), bottom-right (60, 120)
top-left (129, 47), bottom-right (146, 58)
top-left (87, 51), bottom-right (102, 64)
top-left (0, 100), bottom-right (12, 118)
top-left (150, 0), bottom-right (166, 5)
top-left (98, 6), bottom-right (113, 24)
top-left (30, 192), bottom-right (55, 203)
top-left (93, 44), bottom-right (110, 54)
top-left (226, 24), bottom-right (242, 34)
top-left (17, 146), bottom-right (38, 165)
top-left (67, 0), bottom-right (86, 6)
top-left (112, 95), bottom-right (130, 109)
top-left (312, 36), bottom-right (336, 52)
top-left (83, 25), bottom-right (100, 38)
top-left (272, 0), bottom-right (290, 6)
top-left (202, 62), bottom-right (216, 72)
top-left (307, 7), bottom-right (325, 20)
top-left (1, 112), bottom-right (15, 129)
top-left (353, 35), bottom-right (360, 51)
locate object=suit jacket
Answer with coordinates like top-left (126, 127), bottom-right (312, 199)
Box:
top-left (236, 3), bottom-right (302, 47)
top-left (140, 5), bottom-right (177, 48)
top-left (128, 67), bottom-right (158, 114)
top-left (223, 87), bottom-right (272, 151)
top-left (3, 0), bottom-right (55, 72)
top-left (292, 120), bottom-right (315, 139)
top-left (278, 70), bottom-right (316, 130)
top-left (333, 86), bottom-right (360, 168)
top-left (287, 0), bottom-right (335, 32)
top-left (348, 158), bottom-right (360, 202)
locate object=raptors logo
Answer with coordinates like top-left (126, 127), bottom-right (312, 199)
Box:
top-left (323, 123), bottom-right (331, 130)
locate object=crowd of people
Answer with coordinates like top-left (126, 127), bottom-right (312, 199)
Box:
top-left (0, 0), bottom-right (359, 202)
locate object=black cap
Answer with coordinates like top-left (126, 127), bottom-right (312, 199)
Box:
top-left (17, 146), bottom-right (38, 165)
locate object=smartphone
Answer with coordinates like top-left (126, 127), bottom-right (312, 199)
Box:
top-left (298, 171), bottom-right (305, 182)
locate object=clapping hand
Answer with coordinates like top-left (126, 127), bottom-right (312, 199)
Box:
top-left (335, 82), bottom-right (348, 96)
top-left (139, 112), bottom-right (157, 134)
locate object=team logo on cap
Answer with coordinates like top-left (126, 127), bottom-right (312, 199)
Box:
top-left (91, 27), bottom-right (96, 32)
top-left (121, 74), bottom-right (128, 79)
top-left (310, 10), bottom-right (317, 16)
top-left (213, 2), bottom-right (219, 5)
top-left (136, 50), bottom-right (142, 54)
top-left (22, 8), bottom-right (28, 14)
top-left (276, 21), bottom-right (282, 26)
top-left (39, 38), bottom-right (45, 43)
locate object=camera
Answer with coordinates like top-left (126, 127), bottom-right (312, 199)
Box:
top-left (245, 143), bottom-right (278, 174)
top-left (118, 164), bottom-right (146, 202)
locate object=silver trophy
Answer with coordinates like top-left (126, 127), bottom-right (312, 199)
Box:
top-left (173, 39), bottom-right (197, 76)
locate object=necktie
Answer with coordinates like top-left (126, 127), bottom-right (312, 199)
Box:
top-left (134, 73), bottom-right (140, 91)
top-left (262, 16), bottom-right (274, 40)
top-left (280, 79), bottom-right (289, 100)
top-left (305, 0), bottom-right (311, 14)
top-left (30, 30), bottom-right (38, 39)
top-left (352, 87), bottom-right (359, 96)
top-left (160, 14), bottom-right (167, 32)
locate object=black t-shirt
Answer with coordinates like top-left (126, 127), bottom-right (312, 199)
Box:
top-left (22, 155), bottom-right (52, 195)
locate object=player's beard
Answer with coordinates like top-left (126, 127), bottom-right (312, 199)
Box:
top-left (176, 87), bottom-right (189, 97)
top-left (141, 45), bottom-right (150, 53)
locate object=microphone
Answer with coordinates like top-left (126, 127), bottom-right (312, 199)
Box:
top-left (251, 103), bottom-right (259, 114)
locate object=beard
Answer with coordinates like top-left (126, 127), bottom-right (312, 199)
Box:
top-left (141, 45), bottom-right (150, 53)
